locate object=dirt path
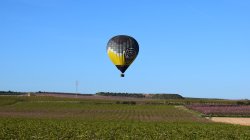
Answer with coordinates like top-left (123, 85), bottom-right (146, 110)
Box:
top-left (208, 117), bottom-right (250, 126)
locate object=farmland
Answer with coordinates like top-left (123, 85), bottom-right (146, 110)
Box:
top-left (186, 105), bottom-right (250, 117)
top-left (0, 96), bottom-right (250, 139)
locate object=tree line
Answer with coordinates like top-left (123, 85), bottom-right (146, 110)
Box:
top-left (0, 91), bottom-right (26, 95)
top-left (96, 92), bottom-right (144, 98)
top-left (96, 92), bottom-right (183, 99)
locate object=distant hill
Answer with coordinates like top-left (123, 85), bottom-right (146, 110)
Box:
top-left (0, 91), bottom-right (93, 97)
top-left (35, 91), bottom-right (93, 97)
top-left (1, 91), bottom-right (183, 99)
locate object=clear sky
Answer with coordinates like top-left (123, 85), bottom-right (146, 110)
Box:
top-left (0, 0), bottom-right (250, 99)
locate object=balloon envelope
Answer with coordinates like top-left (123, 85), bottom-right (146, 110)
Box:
top-left (107, 35), bottom-right (139, 77)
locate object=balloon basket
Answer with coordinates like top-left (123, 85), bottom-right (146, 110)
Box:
top-left (120, 73), bottom-right (125, 77)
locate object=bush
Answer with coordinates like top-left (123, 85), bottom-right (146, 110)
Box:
top-left (115, 101), bottom-right (136, 105)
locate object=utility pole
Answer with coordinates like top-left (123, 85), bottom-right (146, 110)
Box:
top-left (75, 80), bottom-right (78, 98)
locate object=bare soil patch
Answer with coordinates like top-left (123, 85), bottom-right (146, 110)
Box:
top-left (208, 117), bottom-right (250, 126)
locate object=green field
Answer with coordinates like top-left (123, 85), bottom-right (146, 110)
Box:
top-left (0, 96), bottom-right (250, 139)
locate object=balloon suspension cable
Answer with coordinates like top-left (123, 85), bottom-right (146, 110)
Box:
top-left (120, 73), bottom-right (125, 77)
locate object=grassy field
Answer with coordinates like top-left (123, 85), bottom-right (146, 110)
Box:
top-left (0, 96), bottom-right (250, 139)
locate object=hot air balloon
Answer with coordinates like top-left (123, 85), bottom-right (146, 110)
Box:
top-left (107, 35), bottom-right (139, 77)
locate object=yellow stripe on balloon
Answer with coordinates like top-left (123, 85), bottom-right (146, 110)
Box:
top-left (107, 50), bottom-right (125, 65)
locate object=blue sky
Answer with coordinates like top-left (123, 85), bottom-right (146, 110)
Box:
top-left (0, 0), bottom-right (250, 99)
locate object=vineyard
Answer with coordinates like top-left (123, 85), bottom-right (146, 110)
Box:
top-left (0, 96), bottom-right (250, 139)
